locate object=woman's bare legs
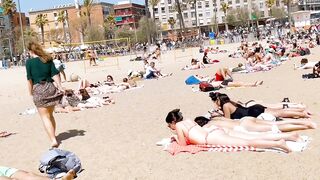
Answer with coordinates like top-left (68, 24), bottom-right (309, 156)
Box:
top-left (11, 169), bottom-right (75, 180)
top-left (60, 71), bottom-right (67, 82)
top-left (37, 106), bottom-right (59, 148)
top-left (266, 108), bottom-right (311, 118)
top-left (226, 129), bottom-right (300, 142)
top-left (206, 133), bottom-right (290, 152)
top-left (227, 81), bottom-right (263, 87)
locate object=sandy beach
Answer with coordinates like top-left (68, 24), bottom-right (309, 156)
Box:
top-left (1, 42), bottom-right (320, 179)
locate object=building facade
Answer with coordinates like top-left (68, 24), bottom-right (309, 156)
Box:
top-left (29, 2), bottom-right (112, 47)
top-left (114, 2), bottom-right (145, 29)
top-left (298, 0), bottom-right (320, 10)
top-left (149, 0), bottom-right (286, 36)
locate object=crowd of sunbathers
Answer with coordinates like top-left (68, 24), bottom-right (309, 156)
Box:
top-left (165, 92), bottom-right (316, 153)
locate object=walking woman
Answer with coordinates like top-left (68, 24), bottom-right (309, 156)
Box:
top-left (26, 42), bottom-right (64, 148)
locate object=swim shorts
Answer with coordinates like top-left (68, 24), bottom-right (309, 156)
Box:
top-left (0, 166), bottom-right (18, 177)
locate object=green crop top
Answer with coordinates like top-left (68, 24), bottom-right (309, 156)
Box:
top-left (26, 57), bottom-right (59, 84)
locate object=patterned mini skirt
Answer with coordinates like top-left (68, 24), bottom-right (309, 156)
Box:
top-left (33, 81), bottom-right (63, 108)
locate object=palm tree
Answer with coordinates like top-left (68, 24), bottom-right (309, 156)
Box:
top-left (221, 2), bottom-right (230, 31)
top-left (1, 0), bottom-right (16, 55)
top-left (149, 0), bottom-right (160, 22)
top-left (187, 0), bottom-right (202, 37)
top-left (174, 0), bottom-right (185, 31)
top-left (168, 18), bottom-right (176, 30)
top-left (104, 15), bottom-right (116, 39)
top-left (57, 10), bottom-right (67, 44)
top-left (282, 0), bottom-right (291, 26)
top-left (265, 0), bottom-right (275, 17)
top-left (35, 13), bottom-right (48, 45)
top-left (83, 0), bottom-right (94, 25)
top-left (24, 27), bottom-right (38, 41)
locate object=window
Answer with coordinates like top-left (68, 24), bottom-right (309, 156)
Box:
top-left (228, 0), bottom-right (232, 5)
top-left (198, 2), bottom-right (202, 8)
top-left (168, 0), bottom-right (172, 4)
top-left (244, 5), bottom-right (248, 9)
top-left (161, 7), bottom-right (165, 13)
top-left (244, 0), bottom-right (248, 2)
top-left (192, 20), bottom-right (196, 26)
top-left (236, 0), bottom-right (240, 4)
top-left (191, 12), bottom-right (195, 17)
top-left (206, 12), bottom-right (210, 16)
top-left (205, 1), bottom-right (209, 8)
top-left (184, 12), bottom-right (188, 18)
top-left (198, 13), bottom-right (203, 17)
top-left (53, 13), bottom-right (57, 17)
top-left (276, 0), bottom-right (280, 6)
top-left (190, 3), bottom-right (195, 9)
top-left (259, 2), bottom-right (264, 9)
top-left (154, 8), bottom-right (158, 13)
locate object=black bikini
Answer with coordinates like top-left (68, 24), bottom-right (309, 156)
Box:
top-left (230, 104), bottom-right (266, 119)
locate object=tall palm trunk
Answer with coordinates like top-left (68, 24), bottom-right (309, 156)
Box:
top-left (62, 23), bottom-right (67, 43)
top-left (224, 12), bottom-right (228, 32)
top-left (193, 0), bottom-right (200, 37)
top-left (175, 0), bottom-right (185, 32)
top-left (40, 26), bottom-right (45, 45)
top-left (144, 0), bottom-right (151, 46)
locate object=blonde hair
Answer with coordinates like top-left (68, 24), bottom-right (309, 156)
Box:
top-left (27, 41), bottom-right (53, 63)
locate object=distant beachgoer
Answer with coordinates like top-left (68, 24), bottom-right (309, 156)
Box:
top-left (53, 54), bottom-right (67, 82)
top-left (26, 41), bottom-right (64, 148)
top-left (182, 59), bottom-right (205, 70)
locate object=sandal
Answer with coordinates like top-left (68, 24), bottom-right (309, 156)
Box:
top-left (282, 98), bottom-right (290, 103)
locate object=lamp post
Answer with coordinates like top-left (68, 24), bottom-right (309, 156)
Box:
top-left (17, 0), bottom-right (26, 53)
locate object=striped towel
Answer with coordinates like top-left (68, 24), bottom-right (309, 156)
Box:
top-left (165, 141), bottom-right (257, 155)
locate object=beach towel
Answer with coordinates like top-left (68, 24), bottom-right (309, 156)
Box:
top-left (19, 108), bottom-right (38, 115)
top-left (158, 136), bottom-right (311, 155)
top-left (164, 141), bottom-right (257, 155)
top-left (185, 75), bottom-right (202, 85)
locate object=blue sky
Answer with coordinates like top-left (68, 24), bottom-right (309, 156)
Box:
top-left (14, 0), bottom-right (145, 13)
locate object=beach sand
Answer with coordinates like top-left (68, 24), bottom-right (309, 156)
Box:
top-left (1, 42), bottom-right (320, 179)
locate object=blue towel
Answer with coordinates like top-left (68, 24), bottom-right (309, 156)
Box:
top-left (185, 75), bottom-right (201, 85)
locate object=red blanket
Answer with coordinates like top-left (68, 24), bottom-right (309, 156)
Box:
top-left (165, 142), bottom-right (257, 155)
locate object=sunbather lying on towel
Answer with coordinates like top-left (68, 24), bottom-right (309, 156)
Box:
top-left (209, 92), bottom-right (311, 119)
top-left (182, 59), bottom-right (205, 70)
top-left (0, 166), bottom-right (75, 180)
top-left (165, 109), bottom-right (293, 152)
top-left (197, 114), bottom-right (316, 133)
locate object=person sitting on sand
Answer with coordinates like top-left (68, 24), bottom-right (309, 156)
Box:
top-left (202, 52), bottom-right (220, 64)
top-left (0, 166), bottom-right (75, 180)
top-left (165, 109), bottom-right (292, 153)
top-left (214, 67), bottom-right (233, 81)
top-left (209, 92), bottom-right (311, 119)
top-left (144, 62), bottom-right (171, 79)
top-left (182, 59), bottom-right (205, 70)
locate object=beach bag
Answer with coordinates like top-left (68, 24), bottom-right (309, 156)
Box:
top-left (199, 82), bottom-right (215, 92)
top-left (39, 149), bottom-right (82, 179)
top-left (185, 75), bottom-right (201, 85)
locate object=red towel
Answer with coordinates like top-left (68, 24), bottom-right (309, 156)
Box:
top-left (165, 142), bottom-right (257, 155)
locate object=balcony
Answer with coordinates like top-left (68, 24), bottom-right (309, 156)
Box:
top-left (115, 11), bottom-right (136, 16)
top-left (116, 18), bottom-right (137, 25)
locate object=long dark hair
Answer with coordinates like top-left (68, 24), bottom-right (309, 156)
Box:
top-left (165, 109), bottom-right (183, 124)
top-left (209, 92), bottom-right (241, 111)
top-left (194, 116), bottom-right (211, 127)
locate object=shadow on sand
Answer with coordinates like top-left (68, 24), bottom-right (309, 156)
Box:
top-left (57, 129), bottom-right (86, 143)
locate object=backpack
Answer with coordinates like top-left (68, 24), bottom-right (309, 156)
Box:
top-left (199, 82), bottom-right (216, 92)
top-left (39, 149), bottom-right (82, 179)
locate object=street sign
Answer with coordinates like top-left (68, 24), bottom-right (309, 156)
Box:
top-left (115, 17), bottom-right (122, 22)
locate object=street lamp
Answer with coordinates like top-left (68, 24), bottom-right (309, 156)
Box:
top-left (17, 0), bottom-right (26, 53)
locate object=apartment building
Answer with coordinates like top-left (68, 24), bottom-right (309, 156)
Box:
top-left (114, 2), bottom-right (146, 29)
top-left (29, 2), bottom-right (112, 47)
top-left (298, 0), bottom-right (320, 10)
top-left (150, 0), bottom-right (285, 36)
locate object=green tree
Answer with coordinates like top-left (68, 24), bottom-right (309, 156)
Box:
top-left (35, 13), bottom-right (48, 45)
top-left (83, 0), bottom-right (94, 25)
top-left (265, 0), bottom-right (276, 17)
top-left (1, 0), bottom-right (16, 55)
top-left (226, 10), bottom-right (238, 27)
top-left (221, 2), bottom-right (230, 31)
top-left (116, 25), bottom-right (134, 40)
top-left (104, 15), bottom-right (116, 39)
top-left (57, 10), bottom-right (68, 44)
top-left (136, 17), bottom-right (157, 43)
top-left (236, 8), bottom-right (249, 27)
top-left (271, 7), bottom-right (287, 19)
top-left (84, 25), bottom-right (104, 42)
